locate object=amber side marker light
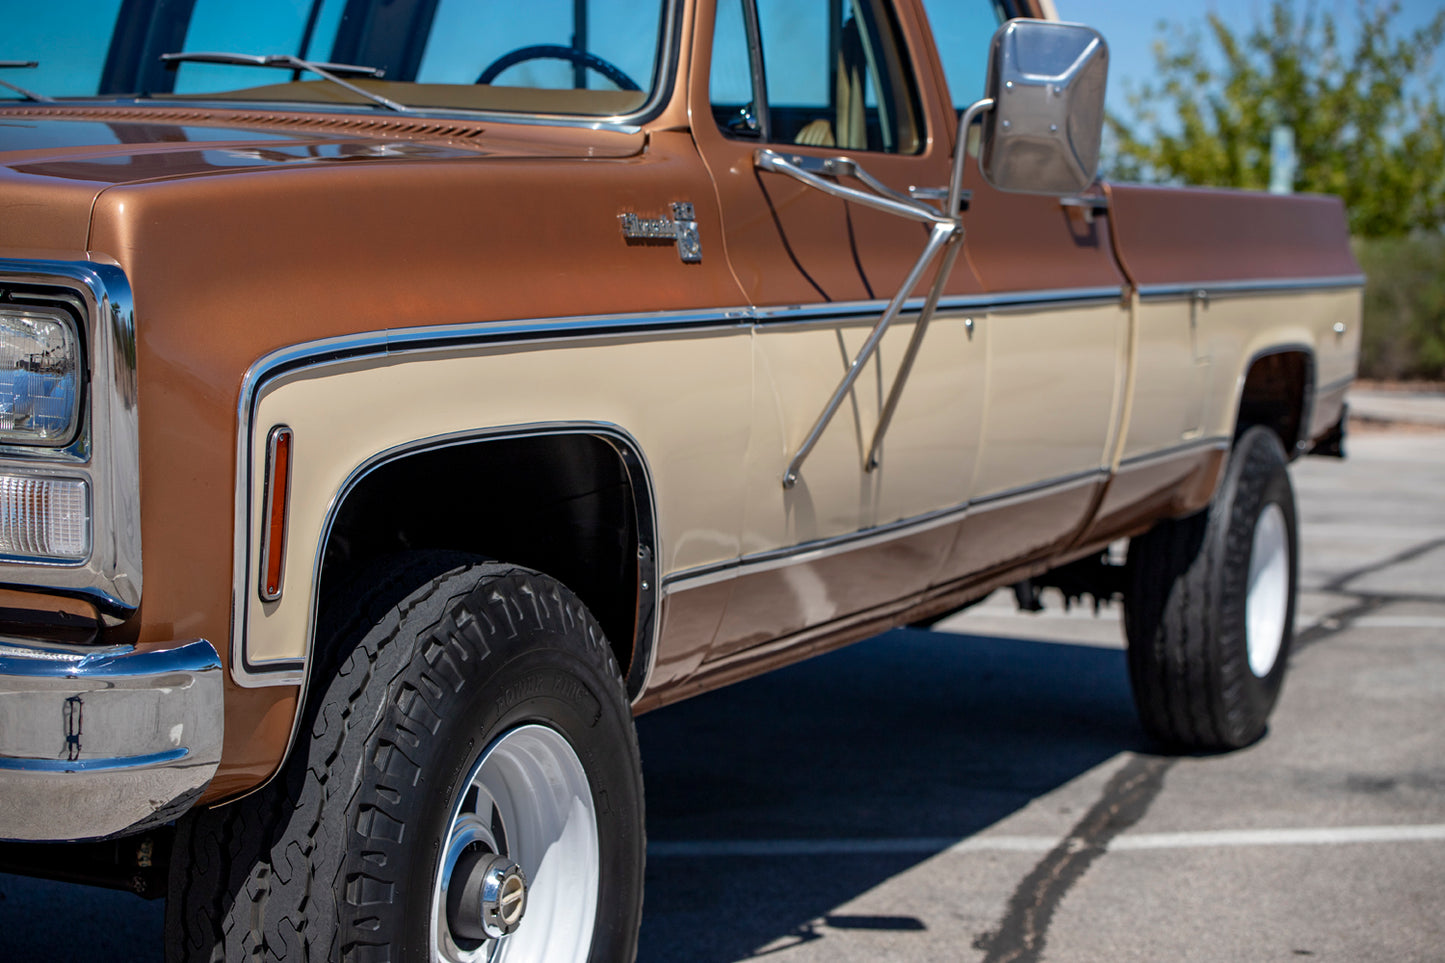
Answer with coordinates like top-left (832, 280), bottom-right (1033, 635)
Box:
top-left (259, 425), bottom-right (293, 602)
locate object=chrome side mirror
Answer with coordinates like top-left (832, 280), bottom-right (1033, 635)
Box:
top-left (977, 19), bottom-right (1108, 195)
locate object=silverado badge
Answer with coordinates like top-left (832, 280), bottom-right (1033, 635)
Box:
top-left (619, 202), bottom-right (702, 263)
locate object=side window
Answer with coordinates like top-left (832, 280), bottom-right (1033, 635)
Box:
top-left (711, 0), bottom-right (922, 154)
top-left (710, 0), bottom-right (760, 136)
top-left (918, 0), bottom-right (1005, 110)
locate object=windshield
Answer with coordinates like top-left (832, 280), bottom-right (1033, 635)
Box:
top-left (5, 0), bottom-right (670, 118)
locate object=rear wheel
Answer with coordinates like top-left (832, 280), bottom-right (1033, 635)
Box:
top-left (1123, 426), bottom-right (1299, 750)
top-left (166, 558), bottom-right (644, 962)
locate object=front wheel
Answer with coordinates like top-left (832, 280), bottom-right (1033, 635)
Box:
top-left (167, 558), bottom-right (644, 962)
top-left (1123, 426), bottom-right (1299, 750)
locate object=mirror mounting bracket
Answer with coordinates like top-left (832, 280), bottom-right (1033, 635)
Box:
top-left (754, 149), bottom-right (965, 488)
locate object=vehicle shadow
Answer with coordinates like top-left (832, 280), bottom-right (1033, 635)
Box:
top-left (0, 625), bottom-right (1143, 963)
top-left (635, 625), bottom-right (1146, 962)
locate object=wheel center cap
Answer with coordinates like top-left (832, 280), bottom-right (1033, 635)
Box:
top-left (448, 852), bottom-right (528, 941)
top-left (483, 860), bottom-right (528, 937)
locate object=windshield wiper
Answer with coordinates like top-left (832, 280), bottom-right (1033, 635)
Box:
top-left (158, 52), bottom-right (412, 113)
top-left (0, 61), bottom-right (53, 102)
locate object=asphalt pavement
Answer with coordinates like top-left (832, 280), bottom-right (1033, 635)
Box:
top-left (635, 409), bottom-right (1445, 962)
top-left (1348, 384), bottom-right (1445, 429)
top-left (2, 395), bottom-right (1442, 962)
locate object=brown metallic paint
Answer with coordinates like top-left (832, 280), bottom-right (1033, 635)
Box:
top-left (640, 490), bottom-right (1115, 714)
top-left (687, 3), bottom-right (986, 304)
top-left (935, 480), bottom-right (1103, 586)
top-left (706, 522), bottom-right (957, 662)
top-left (1073, 446), bottom-right (1227, 549)
top-left (1310, 379), bottom-right (1351, 443)
top-left (0, 169), bottom-right (100, 251)
top-left (8, 109), bottom-right (744, 796)
top-left (646, 581), bottom-right (734, 702)
top-left (1105, 182), bottom-right (1361, 285)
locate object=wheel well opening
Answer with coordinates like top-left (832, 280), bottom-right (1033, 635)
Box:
top-left (1236, 351), bottom-right (1311, 455)
top-left (318, 433), bottom-right (644, 678)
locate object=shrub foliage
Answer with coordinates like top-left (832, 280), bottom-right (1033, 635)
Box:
top-left (1355, 236), bottom-right (1445, 381)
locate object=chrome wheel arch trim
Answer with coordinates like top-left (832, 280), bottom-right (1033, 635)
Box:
top-left (1231, 341), bottom-right (1319, 456)
top-left (230, 417), bottom-right (661, 691)
top-left (227, 417), bottom-right (660, 807)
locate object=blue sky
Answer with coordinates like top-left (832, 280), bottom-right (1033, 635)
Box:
top-left (1062, 0), bottom-right (1445, 121)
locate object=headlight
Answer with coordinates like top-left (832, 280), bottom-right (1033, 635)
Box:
top-left (0, 308), bottom-right (82, 446)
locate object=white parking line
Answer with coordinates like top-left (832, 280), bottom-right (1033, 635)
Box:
top-left (647, 824), bottom-right (1445, 858)
top-left (648, 837), bottom-right (1054, 858)
top-left (1108, 825), bottom-right (1445, 850)
top-left (1347, 616), bottom-right (1445, 629)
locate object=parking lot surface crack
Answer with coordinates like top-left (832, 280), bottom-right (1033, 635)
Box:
top-left (973, 754), bottom-right (1172, 963)
top-left (1319, 535), bottom-right (1445, 593)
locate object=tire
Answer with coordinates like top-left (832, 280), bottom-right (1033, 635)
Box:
top-left (1123, 426), bottom-right (1299, 751)
top-left (166, 556), bottom-right (645, 962)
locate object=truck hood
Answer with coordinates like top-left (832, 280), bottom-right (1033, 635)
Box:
top-left (0, 109), bottom-right (645, 249)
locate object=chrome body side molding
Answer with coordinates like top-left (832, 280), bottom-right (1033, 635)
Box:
top-left (1138, 274), bottom-right (1366, 301)
top-left (229, 284), bottom-right (1312, 691)
top-left (663, 466), bottom-right (1106, 596)
top-left (1118, 435), bottom-right (1232, 471)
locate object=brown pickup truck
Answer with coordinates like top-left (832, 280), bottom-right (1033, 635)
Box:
top-left (0, 0), bottom-right (1359, 959)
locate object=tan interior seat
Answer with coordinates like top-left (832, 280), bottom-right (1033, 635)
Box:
top-left (791, 16), bottom-right (867, 150)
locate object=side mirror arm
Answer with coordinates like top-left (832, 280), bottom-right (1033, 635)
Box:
top-left (948, 97), bottom-right (995, 217)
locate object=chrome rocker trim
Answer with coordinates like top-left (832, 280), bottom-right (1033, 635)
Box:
top-left (0, 637), bottom-right (223, 842)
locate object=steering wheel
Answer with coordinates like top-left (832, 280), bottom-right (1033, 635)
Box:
top-left (476, 45), bottom-right (640, 91)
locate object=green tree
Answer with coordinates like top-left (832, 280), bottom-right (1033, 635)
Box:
top-left (1108, 1), bottom-right (1445, 238)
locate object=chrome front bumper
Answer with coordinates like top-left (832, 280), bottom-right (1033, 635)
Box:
top-left (0, 638), bottom-right (223, 842)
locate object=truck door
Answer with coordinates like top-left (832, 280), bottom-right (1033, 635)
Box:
top-left (918, 0), bottom-right (1131, 584)
top-left (689, 0), bottom-right (988, 658)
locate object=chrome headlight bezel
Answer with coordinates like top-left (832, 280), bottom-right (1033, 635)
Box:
top-left (0, 260), bottom-right (139, 623)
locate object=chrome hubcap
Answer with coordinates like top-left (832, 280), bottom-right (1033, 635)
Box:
top-left (1245, 502), bottom-right (1289, 678)
top-left (431, 724), bottom-right (599, 962)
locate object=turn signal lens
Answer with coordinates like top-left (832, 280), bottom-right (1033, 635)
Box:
top-left (0, 474), bottom-right (90, 560)
top-left (0, 309), bottom-right (81, 446)
top-left (259, 426), bottom-right (292, 602)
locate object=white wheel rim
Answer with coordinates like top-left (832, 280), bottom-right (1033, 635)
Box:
top-left (431, 724), bottom-right (600, 963)
top-left (1246, 502), bottom-right (1290, 678)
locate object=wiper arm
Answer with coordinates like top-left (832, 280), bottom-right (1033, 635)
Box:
top-left (159, 52), bottom-right (412, 113)
top-left (0, 61), bottom-right (54, 103)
